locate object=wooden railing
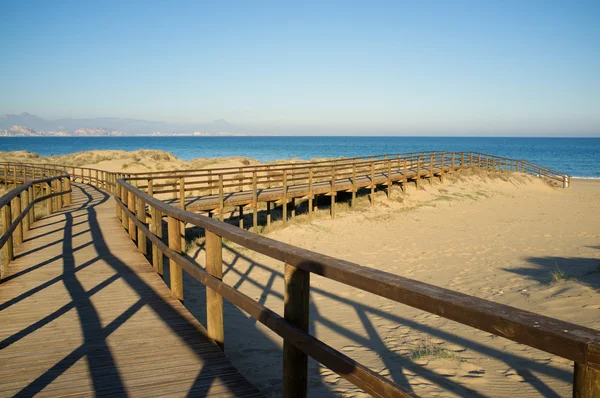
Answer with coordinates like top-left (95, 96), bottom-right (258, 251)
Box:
top-left (2, 153), bottom-right (594, 397)
top-left (0, 163), bottom-right (72, 268)
top-left (114, 172), bottom-right (598, 397)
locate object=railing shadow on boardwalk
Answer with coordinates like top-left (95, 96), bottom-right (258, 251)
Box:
top-left (0, 184), bottom-right (253, 397)
top-left (179, 232), bottom-right (572, 397)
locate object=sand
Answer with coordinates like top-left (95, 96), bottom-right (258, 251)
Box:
top-left (0, 149), bottom-right (318, 174)
top-left (178, 171), bottom-right (600, 397)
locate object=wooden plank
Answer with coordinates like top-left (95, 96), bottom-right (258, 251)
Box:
top-left (206, 230), bottom-right (224, 350)
top-left (0, 183), bottom-right (259, 397)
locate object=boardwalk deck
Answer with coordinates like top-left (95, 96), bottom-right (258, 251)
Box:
top-left (0, 183), bottom-right (261, 397)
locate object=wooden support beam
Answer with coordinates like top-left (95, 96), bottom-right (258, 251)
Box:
top-left (351, 164), bottom-right (357, 208)
top-left (28, 185), bottom-right (35, 224)
top-left (416, 156), bottom-right (421, 189)
top-left (238, 205), bottom-right (244, 229)
top-left (12, 196), bottom-right (22, 246)
top-left (267, 201), bottom-right (271, 226)
top-left (574, 351), bottom-right (600, 398)
top-left (308, 168), bottom-right (314, 218)
top-left (206, 230), bottom-right (225, 350)
top-left (252, 171), bottom-right (258, 232)
top-left (282, 170), bottom-right (288, 225)
top-left (2, 202), bottom-right (14, 267)
top-left (128, 190), bottom-right (136, 241)
top-left (21, 190), bottom-right (29, 233)
top-left (151, 207), bottom-right (163, 275)
top-left (291, 197), bottom-right (295, 219)
top-left (218, 174), bottom-right (224, 222)
top-left (283, 263), bottom-right (310, 398)
top-left (167, 216), bottom-right (184, 301)
top-left (136, 195), bottom-right (147, 255)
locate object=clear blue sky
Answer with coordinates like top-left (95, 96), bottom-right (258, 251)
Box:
top-left (1, 0), bottom-right (599, 135)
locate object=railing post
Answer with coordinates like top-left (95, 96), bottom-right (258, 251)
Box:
top-left (66, 176), bottom-right (72, 205)
top-left (574, 351), bottom-right (600, 398)
top-left (282, 170), bottom-right (288, 224)
top-left (416, 156), bottom-right (421, 189)
top-left (151, 207), bottom-right (163, 275)
top-left (429, 154), bottom-right (434, 184)
top-left (12, 196), bottom-right (23, 246)
top-left (179, 177), bottom-right (186, 249)
top-left (28, 185), bottom-right (35, 224)
top-left (21, 190), bottom-right (29, 233)
top-left (167, 216), bottom-right (184, 300)
top-left (121, 185), bottom-right (129, 230)
top-left (283, 263), bottom-right (310, 398)
top-left (127, 190), bottom-right (135, 239)
top-left (46, 181), bottom-right (53, 216)
top-left (206, 230), bottom-right (224, 350)
top-left (218, 174), bottom-right (224, 222)
top-left (2, 202), bottom-right (14, 266)
top-left (370, 161), bottom-right (375, 205)
top-left (136, 195), bottom-right (147, 255)
top-left (252, 171), bottom-right (258, 232)
top-left (351, 164), bottom-right (356, 208)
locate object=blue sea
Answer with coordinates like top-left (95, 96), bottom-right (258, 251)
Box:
top-left (1, 136), bottom-right (599, 178)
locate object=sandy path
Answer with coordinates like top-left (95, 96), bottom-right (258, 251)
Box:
top-left (179, 173), bottom-right (600, 397)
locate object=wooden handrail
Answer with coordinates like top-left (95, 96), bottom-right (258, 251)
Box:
top-left (1, 164), bottom-right (72, 268)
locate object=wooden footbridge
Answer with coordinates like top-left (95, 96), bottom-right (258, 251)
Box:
top-left (1, 151), bottom-right (598, 398)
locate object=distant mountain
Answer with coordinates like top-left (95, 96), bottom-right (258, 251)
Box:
top-left (0, 113), bottom-right (240, 135)
top-left (0, 113), bottom-right (49, 131)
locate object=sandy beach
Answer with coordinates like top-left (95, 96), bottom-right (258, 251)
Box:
top-left (2, 150), bottom-right (599, 396)
top-left (180, 171), bottom-right (600, 397)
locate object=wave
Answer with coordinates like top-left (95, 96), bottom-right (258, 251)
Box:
top-left (571, 176), bottom-right (600, 180)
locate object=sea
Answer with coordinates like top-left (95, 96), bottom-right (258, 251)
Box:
top-left (1, 136), bottom-right (599, 178)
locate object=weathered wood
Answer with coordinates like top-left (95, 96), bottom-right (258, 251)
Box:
top-left (309, 168), bottom-right (314, 217)
top-left (218, 174), bottom-right (224, 222)
top-left (179, 177), bottom-right (186, 249)
top-left (252, 171), bottom-right (258, 232)
top-left (370, 162), bottom-right (375, 205)
top-left (282, 170), bottom-right (288, 224)
top-left (121, 185), bottom-right (128, 230)
top-left (574, 349), bottom-right (600, 398)
top-left (27, 185), bottom-right (34, 224)
top-left (206, 230), bottom-right (225, 350)
top-left (152, 207), bottom-right (164, 275)
top-left (128, 190), bottom-right (136, 241)
top-left (238, 205), bottom-right (244, 229)
top-left (416, 157), bottom-right (421, 189)
top-left (167, 215), bottom-right (184, 300)
top-left (2, 202), bottom-right (13, 266)
top-left (0, 183), bottom-right (259, 397)
top-left (46, 181), bottom-right (53, 215)
top-left (12, 196), bottom-right (23, 246)
top-left (283, 263), bottom-right (310, 398)
top-left (136, 195), bottom-right (147, 255)
top-left (351, 164), bottom-right (357, 207)
top-left (266, 201), bottom-right (271, 226)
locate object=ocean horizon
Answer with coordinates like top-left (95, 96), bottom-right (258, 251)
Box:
top-left (1, 136), bottom-right (599, 178)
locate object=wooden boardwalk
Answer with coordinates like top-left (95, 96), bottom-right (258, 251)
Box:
top-left (0, 183), bottom-right (261, 397)
top-left (166, 165), bottom-right (450, 212)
